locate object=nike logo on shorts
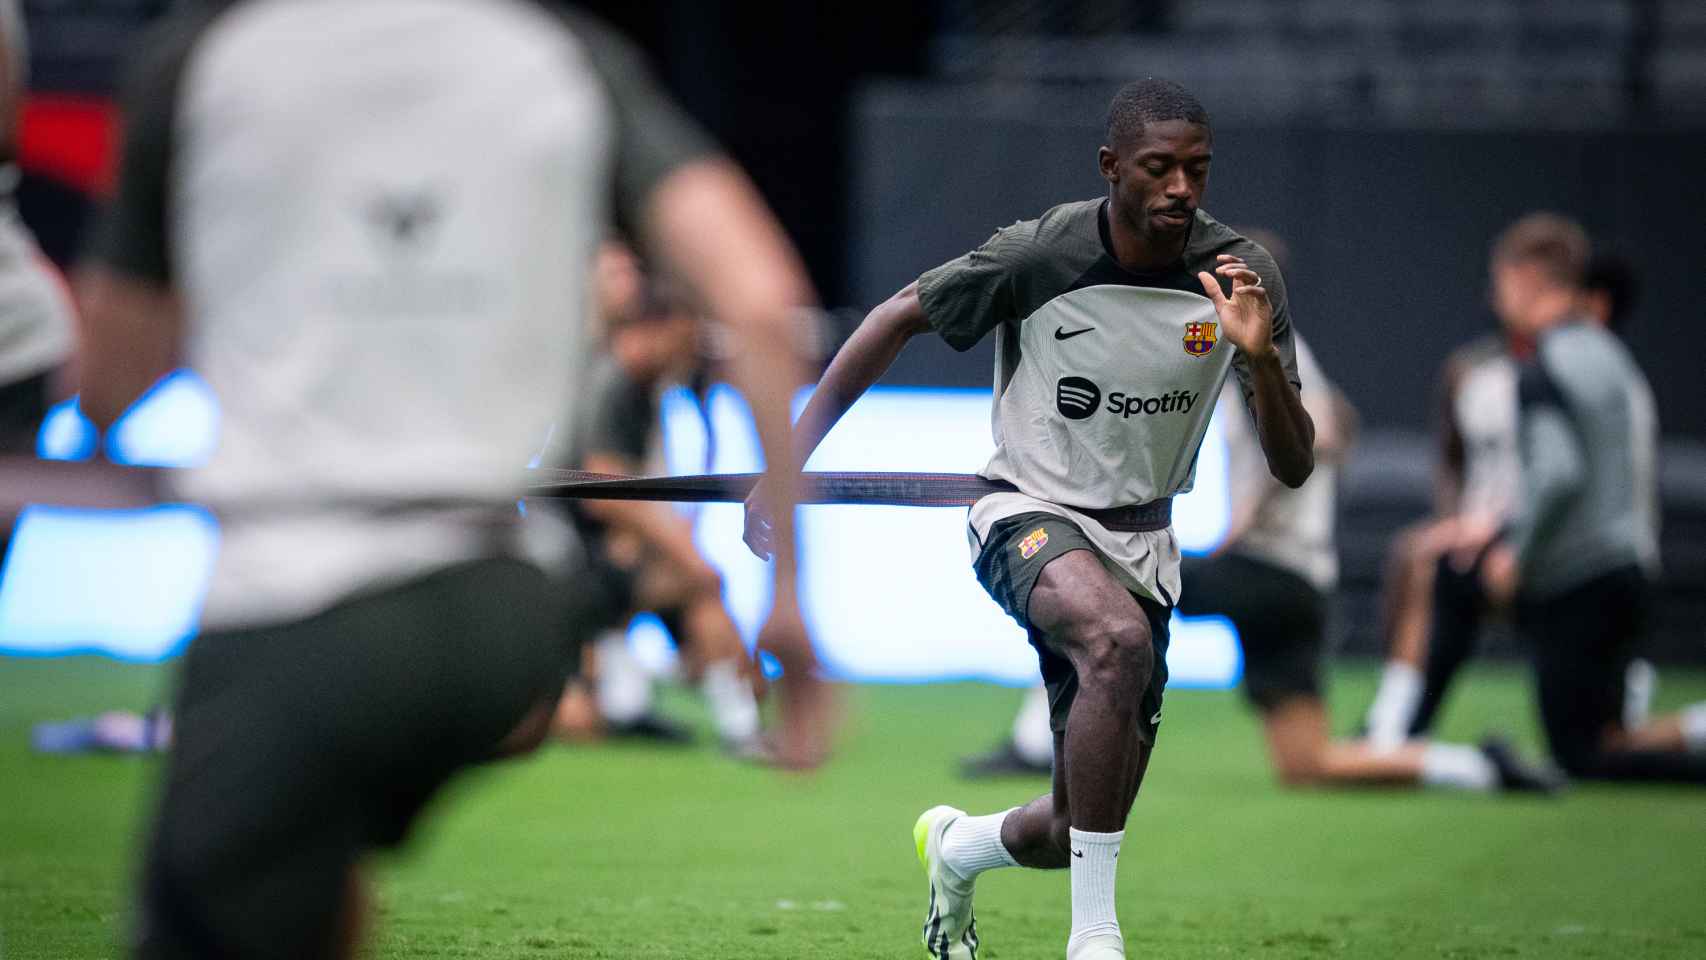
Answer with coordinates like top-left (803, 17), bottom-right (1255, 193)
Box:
top-left (1150, 711), bottom-right (1162, 725)
top-left (1054, 326), bottom-right (1093, 340)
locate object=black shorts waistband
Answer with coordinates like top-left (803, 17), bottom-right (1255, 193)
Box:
top-left (1075, 498), bottom-right (1173, 533)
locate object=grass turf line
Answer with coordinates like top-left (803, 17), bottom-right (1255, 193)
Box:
top-left (2, 656), bottom-right (1704, 958)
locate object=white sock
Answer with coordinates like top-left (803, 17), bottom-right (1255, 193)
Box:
top-left (1365, 661), bottom-right (1422, 752)
top-left (1067, 828), bottom-right (1124, 953)
top-left (1680, 702), bottom-right (1706, 754)
top-left (1623, 659), bottom-right (1656, 730)
top-left (1419, 742), bottom-right (1497, 791)
top-left (595, 632), bottom-right (654, 725)
top-left (940, 809), bottom-right (1019, 883)
top-left (1011, 686), bottom-right (1055, 767)
top-left (700, 659), bottom-right (760, 742)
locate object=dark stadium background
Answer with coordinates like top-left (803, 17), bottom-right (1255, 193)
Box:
top-left (16, 0), bottom-right (1705, 658)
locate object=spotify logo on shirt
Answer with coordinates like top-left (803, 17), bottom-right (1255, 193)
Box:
top-left (1056, 377), bottom-right (1102, 420)
top-left (1057, 377), bottom-right (1201, 421)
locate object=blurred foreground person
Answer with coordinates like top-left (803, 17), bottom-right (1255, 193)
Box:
top-left (550, 272), bottom-right (769, 758)
top-left (80, 2), bottom-right (816, 956)
top-left (1477, 214), bottom-right (1706, 783)
top-left (748, 79), bottom-right (1316, 960)
top-left (0, 0), bottom-right (76, 557)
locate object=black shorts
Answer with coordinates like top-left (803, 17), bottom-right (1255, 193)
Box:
top-left (1518, 565), bottom-right (1649, 776)
top-left (0, 367), bottom-right (53, 455)
top-left (138, 557), bottom-right (570, 960)
top-left (974, 512), bottom-right (1172, 744)
top-left (1174, 552), bottom-right (1327, 711)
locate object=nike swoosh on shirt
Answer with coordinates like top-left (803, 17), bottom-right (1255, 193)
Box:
top-left (1054, 327), bottom-right (1093, 340)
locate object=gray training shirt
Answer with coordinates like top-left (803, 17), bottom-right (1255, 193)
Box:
top-left (917, 199), bottom-right (1301, 605)
top-left (1510, 319), bottom-right (1661, 599)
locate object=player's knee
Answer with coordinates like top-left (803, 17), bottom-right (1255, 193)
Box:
top-left (1075, 614), bottom-right (1154, 690)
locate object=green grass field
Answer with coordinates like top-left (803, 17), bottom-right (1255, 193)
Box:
top-left (3, 656), bottom-right (1704, 959)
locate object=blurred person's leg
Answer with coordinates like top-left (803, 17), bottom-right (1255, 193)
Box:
top-left (1405, 548), bottom-right (1496, 737)
top-left (638, 567), bottom-right (764, 751)
top-left (1528, 569), bottom-right (1706, 784)
top-left (1365, 520), bottom-right (1454, 748)
top-left (135, 558), bottom-right (565, 958)
top-left (1182, 554), bottom-right (1550, 792)
top-left (959, 685), bottom-right (1055, 778)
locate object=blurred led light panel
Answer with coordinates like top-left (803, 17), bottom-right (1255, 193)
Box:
top-left (6, 371), bottom-right (1238, 689)
top-left (0, 505), bottom-right (218, 660)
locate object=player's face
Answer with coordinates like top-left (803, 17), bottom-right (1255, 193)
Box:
top-left (1490, 260), bottom-right (1549, 338)
top-left (1102, 120), bottom-right (1212, 240)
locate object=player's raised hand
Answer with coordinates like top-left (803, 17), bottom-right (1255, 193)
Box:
top-left (1197, 253), bottom-right (1274, 359)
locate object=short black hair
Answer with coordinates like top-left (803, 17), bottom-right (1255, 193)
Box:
top-left (1105, 78), bottom-right (1210, 148)
top-left (1582, 252), bottom-right (1639, 332)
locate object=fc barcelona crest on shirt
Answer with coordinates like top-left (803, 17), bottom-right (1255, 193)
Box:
top-left (1018, 526), bottom-right (1050, 560)
top-left (1183, 320), bottom-right (1217, 357)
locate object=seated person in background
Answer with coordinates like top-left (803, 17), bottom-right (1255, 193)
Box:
top-left (551, 264), bottom-right (770, 759)
top-left (1478, 213), bottom-right (1706, 783)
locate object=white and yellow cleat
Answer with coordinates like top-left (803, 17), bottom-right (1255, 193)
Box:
top-left (914, 805), bottom-right (980, 959)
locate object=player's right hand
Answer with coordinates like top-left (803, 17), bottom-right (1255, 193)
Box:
top-left (743, 479), bottom-right (776, 560)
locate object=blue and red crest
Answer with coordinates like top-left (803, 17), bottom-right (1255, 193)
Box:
top-left (1183, 320), bottom-right (1218, 357)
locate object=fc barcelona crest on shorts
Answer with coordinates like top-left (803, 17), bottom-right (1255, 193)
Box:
top-left (1183, 320), bottom-right (1217, 357)
top-left (1018, 526), bottom-right (1050, 559)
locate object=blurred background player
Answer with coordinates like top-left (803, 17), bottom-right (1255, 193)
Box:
top-left (0, 0), bottom-right (75, 563)
top-left (78, 2), bottom-right (817, 956)
top-left (1477, 213), bottom-right (1706, 784)
top-left (1363, 240), bottom-right (1658, 749)
top-left (550, 249), bottom-right (769, 758)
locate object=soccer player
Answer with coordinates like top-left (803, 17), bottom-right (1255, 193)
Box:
top-left (748, 79), bottom-right (1315, 960)
top-left (551, 272), bottom-right (769, 757)
top-left (1476, 214), bottom-right (1706, 784)
top-left (79, 3), bottom-right (817, 956)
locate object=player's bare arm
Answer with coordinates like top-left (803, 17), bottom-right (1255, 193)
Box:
top-left (74, 269), bottom-right (182, 430)
top-left (644, 158), bottom-right (829, 767)
top-left (1197, 254), bottom-right (1314, 487)
top-left (645, 160), bottom-right (811, 578)
top-left (742, 281), bottom-right (930, 559)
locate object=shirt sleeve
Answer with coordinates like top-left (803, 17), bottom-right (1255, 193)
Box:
top-left (914, 220), bottom-right (1041, 352)
top-left (1228, 245), bottom-right (1302, 405)
top-left (1509, 356), bottom-right (1586, 574)
top-left (84, 12), bottom-right (211, 286)
top-left (563, 12), bottom-right (720, 238)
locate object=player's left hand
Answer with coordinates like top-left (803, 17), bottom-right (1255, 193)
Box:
top-left (1197, 254), bottom-right (1274, 359)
